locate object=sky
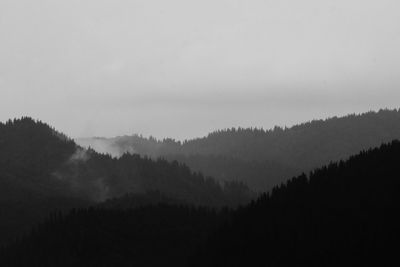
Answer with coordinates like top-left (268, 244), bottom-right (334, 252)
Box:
top-left (1, 0), bottom-right (400, 140)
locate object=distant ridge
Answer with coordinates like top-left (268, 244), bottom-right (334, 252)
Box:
top-left (77, 108), bottom-right (400, 190)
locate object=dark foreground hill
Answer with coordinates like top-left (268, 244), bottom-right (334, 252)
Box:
top-left (0, 118), bottom-right (251, 244)
top-left (0, 205), bottom-right (229, 267)
top-left (0, 118), bottom-right (90, 244)
top-left (194, 141), bottom-right (400, 266)
top-left (77, 109), bottom-right (400, 191)
top-left (2, 140), bottom-right (400, 266)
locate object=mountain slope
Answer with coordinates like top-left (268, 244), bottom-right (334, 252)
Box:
top-left (0, 205), bottom-right (227, 267)
top-left (77, 109), bottom-right (400, 190)
top-left (193, 140), bottom-right (400, 266)
top-left (2, 140), bottom-right (400, 266)
top-left (0, 118), bottom-right (251, 244)
top-left (0, 118), bottom-right (90, 244)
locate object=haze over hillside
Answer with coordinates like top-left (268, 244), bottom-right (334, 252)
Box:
top-left (3, 140), bottom-right (400, 266)
top-left (0, 118), bottom-right (251, 244)
top-left (2, 1), bottom-right (400, 265)
top-left (77, 109), bottom-right (400, 190)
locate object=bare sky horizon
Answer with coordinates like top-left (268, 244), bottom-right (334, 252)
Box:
top-left (1, 0), bottom-right (400, 140)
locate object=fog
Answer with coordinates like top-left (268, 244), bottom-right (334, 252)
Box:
top-left (1, 0), bottom-right (400, 140)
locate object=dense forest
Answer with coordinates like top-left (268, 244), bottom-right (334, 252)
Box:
top-left (0, 118), bottom-right (251, 244)
top-left (0, 205), bottom-right (229, 267)
top-left (194, 141), bottom-right (400, 266)
top-left (2, 140), bottom-right (399, 266)
top-left (77, 109), bottom-right (400, 190)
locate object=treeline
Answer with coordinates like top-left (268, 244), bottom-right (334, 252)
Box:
top-left (77, 109), bottom-right (400, 190)
top-left (2, 140), bottom-right (400, 266)
top-left (0, 118), bottom-right (89, 244)
top-left (0, 118), bottom-right (251, 244)
top-left (163, 154), bottom-right (296, 191)
top-left (194, 141), bottom-right (400, 266)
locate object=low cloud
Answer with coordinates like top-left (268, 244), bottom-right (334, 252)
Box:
top-left (69, 147), bottom-right (91, 163)
top-left (75, 137), bottom-right (135, 158)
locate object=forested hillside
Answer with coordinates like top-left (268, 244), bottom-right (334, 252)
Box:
top-left (193, 141), bottom-right (400, 266)
top-left (2, 140), bottom-right (400, 266)
top-left (77, 109), bottom-right (400, 190)
top-left (0, 118), bottom-right (251, 244)
top-left (0, 205), bottom-right (228, 267)
top-left (0, 118), bottom-right (90, 244)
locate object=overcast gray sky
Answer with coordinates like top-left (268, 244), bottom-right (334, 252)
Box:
top-left (1, 0), bottom-right (400, 140)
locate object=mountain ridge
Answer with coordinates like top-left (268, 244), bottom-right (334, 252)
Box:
top-left (0, 117), bottom-right (251, 244)
top-left (2, 139), bottom-right (400, 266)
top-left (77, 108), bottom-right (400, 190)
